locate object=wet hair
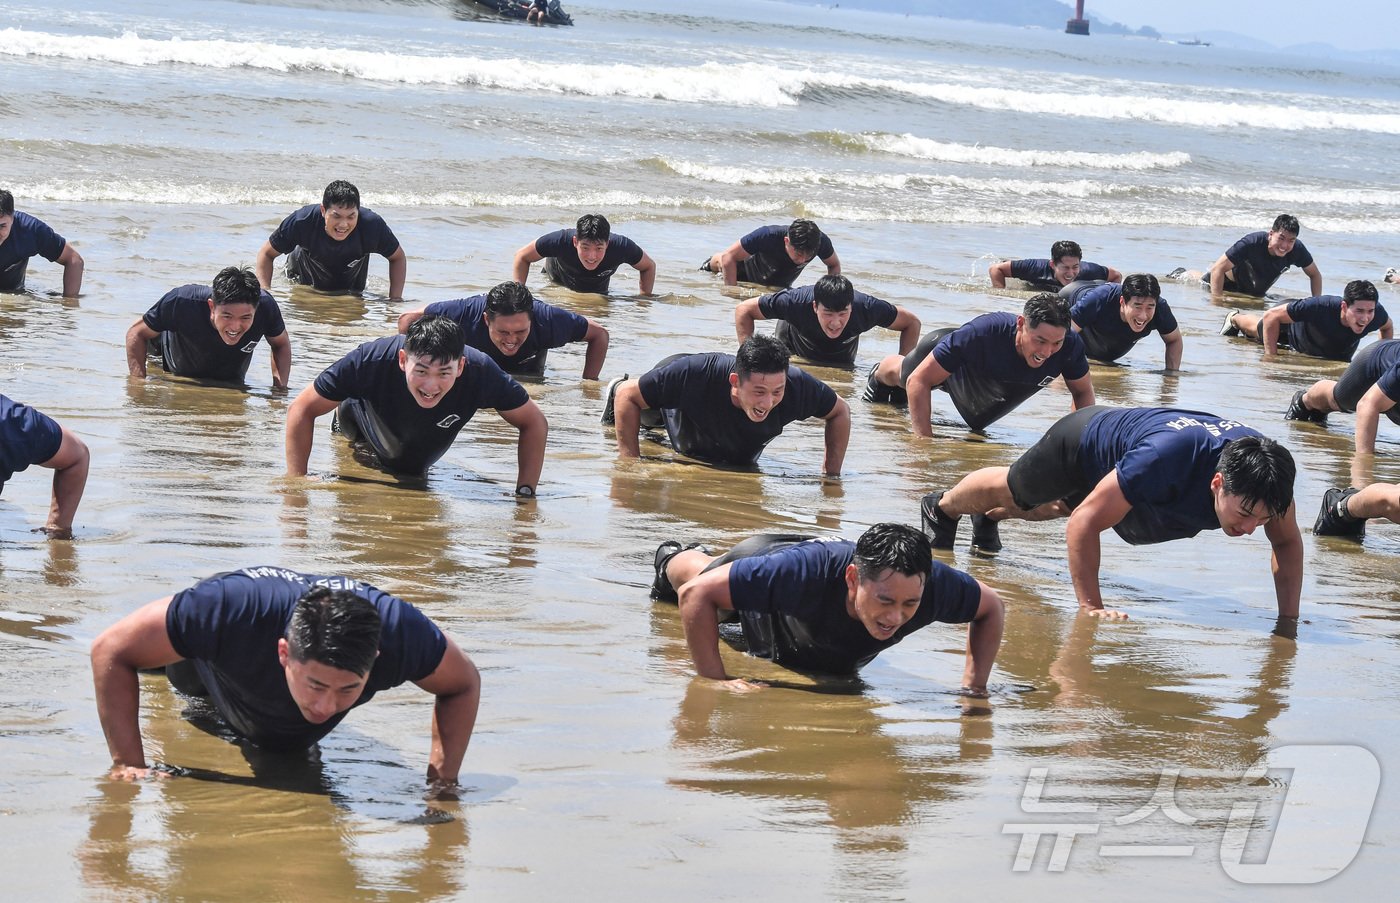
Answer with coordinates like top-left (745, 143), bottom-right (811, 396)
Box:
top-left (485, 280), bottom-right (535, 320)
top-left (812, 274), bottom-right (854, 311)
top-left (0, 190), bottom-right (13, 217)
top-left (734, 334), bottom-right (790, 381)
top-left (1023, 292), bottom-right (1072, 330)
top-left (1343, 279), bottom-right (1379, 305)
top-left (1120, 273), bottom-right (1161, 302)
top-left (853, 523), bottom-right (932, 583)
top-left (1216, 436), bottom-right (1295, 520)
top-left (575, 213), bottom-right (611, 242)
top-left (284, 586), bottom-right (382, 676)
top-left (786, 218), bottom-right (823, 254)
top-left (404, 315), bottom-right (465, 365)
top-left (1271, 214), bottom-right (1300, 236)
top-left (322, 180), bottom-right (360, 210)
top-left (211, 266), bottom-right (264, 307)
top-left (1050, 240), bottom-right (1083, 263)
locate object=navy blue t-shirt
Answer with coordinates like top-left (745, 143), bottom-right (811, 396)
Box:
top-left (1069, 283), bottom-right (1178, 363)
top-left (736, 225), bottom-right (836, 288)
top-left (143, 284), bottom-right (286, 382)
top-left (0, 394), bottom-right (63, 490)
top-left (637, 352), bottom-right (838, 466)
top-left (0, 211), bottom-right (67, 271)
top-left (1008, 258), bottom-right (1110, 291)
top-left (164, 566), bottom-right (447, 751)
top-left (1079, 408), bottom-right (1266, 545)
top-left (759, 285), bottom-right (898, 366)
top-left (930, 311), bottom-right (1090, 431)
top-left (726, 538), bottom-right (982, 674)
top-left (268, 204), bottom-right (400, 285)
top-left (1218, 231), bottom-right (1314, 297)
top-left (535, 229), bottom-right (644, 294)
top-left (422, 294), bottom-right (590, 376)
top-left (314, 335), bottom-right (529, 472)
top-left (1279, 295), bottom-right (1389, 361)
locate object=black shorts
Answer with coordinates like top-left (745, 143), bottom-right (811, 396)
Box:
top-left (1333, 340), bottom-right (1390, 413)
top-left (1005, 405), bottom-right (1109, 510)
top-left (898, 326), bottom-right (955, 386)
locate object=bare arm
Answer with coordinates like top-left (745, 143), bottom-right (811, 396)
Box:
top-left (125, 319), bottom-right (159, 378)
top-left (821, 251), bottom-right (841, 277)
top-left (1207, 252), bottom-right (1232, 301)
top-left (634, 252), bottom-right (656, 296)
top-left (889, 307), bottom-right (922, 355)
top-left (266, 330), bottom-right (292, 390)
top-left (1065, 470), bottom-right (1134, 618)
top-left (1302, 262), bottom-right (1323, 298)
top-left (716, 241), bottom-right (750, 286)
top-left (396, 306), bottom-right (428, 334)
top-left (612, 379), bottom-right (648, 458)
top-left (386, 246), bottom-right (407, 301)
top-left (904, 353), bottom-right (952, 439)
top-left (1264, 503), bottom-right (1303, 620)
top-left (40, 427), bottom-right (90, 538)
top-left (284, 385), bottom-right (341, 476)
top-left (414, 637), bottom-right (481, 788)
top-left (962, 582), bottom-right (1005, 695)
top-left (512, 241), bottom-right (543, 284)
top-left (1259, 307), bottom-right (1294, 357)
top-left (988, 260), bottom-right (1013, 289)
top-left (1104, 266), bottom-right (1123, 283)
top-left (581, 320), bottom-right (608, 380)
top-left (499, 399), bottom-right (548, 492)
top-left (1382, 321), bottom-right (1394, 340)
top-left (1161, 328), bottom-right (1184, 371)
top-left (255, 240), bottom-right (281, 290)
top-left (733, 297), bottom-right (765, 344)
top-left (57, 243), bottom-right (84, 297)
top-left (90, 597), bottom-right (182, 778)
top-left (1354, 384), bottom-right (1396, 455)
top-left (820, 397), bottom-right (850, 477)
top-left (1065, 373), bottom-right (1096, 410)
top-left (677, 563), bottom-right (738, 680)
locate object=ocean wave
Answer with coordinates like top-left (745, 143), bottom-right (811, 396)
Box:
top-left (5, 26), bottom-right (1400, 132)
top-left (815, 131), bottom-right (1192, 171)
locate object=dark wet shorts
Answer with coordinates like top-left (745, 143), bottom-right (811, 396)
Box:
top-left (1005, 405), bottom-right (1107, 510)
top-left (898, 326), bottom-right (956, 386)
top-left (0, 259), bottom-right (28, 292)
top-left (1333, 340), bottom-right (1390, 413)
top-left (702, 533), bottom-right (813, 574)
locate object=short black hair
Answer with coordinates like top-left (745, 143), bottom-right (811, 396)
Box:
top-left (1343, 279), bottom-right (1379, 305)
top-left (1217, 436), bottom-right (1295, 520)
top-left (0, 190), bottom-right (13, 217)
top-left (211, 266), bottom-right (264, 307)
top-left (1050, 240), bottom-right (1083, 263)
top-left (485, 281), bottom-right (535, 319)
top-left (1023, 292), bottom-right (1072, 330)
top-left (284, 586), bottom-right (382, 677)
top-left (1271, 214), bottom-right (1300, 236)
top-left (854, 523), bottom-right (932, 583)
top-left (575, 213), bottom-right (611, 242)
top-left (734, 334), bottom-right (790, 381)
top-left (404, 315), bottom-right (465, 365)
top-left (322, 180), bottom-right (360, 209)
top-left (1120, 273), bottom-right (1161, 301)
top-left (787, 219), bottom-right (823, 254)
top-left (812, 275), bottom-right (854, 311)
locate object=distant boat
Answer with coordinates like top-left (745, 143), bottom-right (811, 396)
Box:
top-left (462, 0), bottom-right (574, 26)
top-left (1176, 37), bottom-right (1211, 46)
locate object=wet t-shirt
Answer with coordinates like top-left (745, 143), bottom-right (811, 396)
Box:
top-left (1069, 282), bottom-right (1178, 363)
top-left (930, 311), bottom-right (1090, 431)
top-left (165, 566), bottom-right (447, 751)
top-left (0, 394), bottom-right (63, 489)
top-left (535, 229), bottom-right (644, 294)
top-left (1008, 258), bottom-right (1111, 291)
top-left (726, 538), bottom-right (982, 674)
top-left (637, 352), bottom-right (838, 466)
top-left (759, 285), bottom-right (898, 366)
top-left (1219, 231), bottom-right (1313, 297)
top-left (1079, 408), bottom-right (1264, 545)
top-left (314, 335), bottom-right (529, 473)
top-left (736, 225), bottom-right (835, 288)
top-left (422, 294), bottom-right (589, 376)
top-left (1280, 295), bottom-right (1389, 361)
top-left (0, 211), bottom-right (67, 271)
top-left (142, 284), bottom-right (286, 382)
top-left (268, 204), bottom-right (400, 288)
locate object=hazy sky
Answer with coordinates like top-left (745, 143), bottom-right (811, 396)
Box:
top-left (1085, 0), bottom-right (1392, 48)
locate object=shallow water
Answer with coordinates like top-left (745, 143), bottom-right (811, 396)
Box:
top-left (3, 0), bottom-right (1400, 897)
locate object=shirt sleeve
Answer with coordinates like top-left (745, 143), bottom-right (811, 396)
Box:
top-left (267, 209), bottom-right (305, 254)
top-left (788, 369), bottom-right (839, 419)
top-left (818, 232), bottom-right (835, 260)
top-left (259, 293), bottom-right (287, 338)
top-left (362, 212), bottom-right (401, 258)
top-left (858, 293), bottom-right (899, 329)
top-left (141, 290), bottom-right (181, 332)
top-left (1061, 335), bottom-right (1091, 380)
top-left (533, 230), bottom-right (571, 258)
top-left (611, 235), bottom-right (645, 267)
top-left (476, 360), bottom-right (531, 411)
top-left (1153, 300), bottom-right (1179, 335)
top-left (312, 350), bottom-right (365, 402)
top-left (637, 358), bottom-right (691, 409)
top-left (165, 577), bottom-right (231, 661)
top-left (27, 217), bottom-right (68, 263)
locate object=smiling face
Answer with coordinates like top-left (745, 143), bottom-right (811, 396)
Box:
top-left (1051, 255), bottom-right (1082, 286)
top-left (1118, 295), bottom-right (1157, 333)
top-left (277, 638), bottom-right (369, 724)
top-left (844, 564), bottom-right (924, 641)
top-left (1266, 228), bottom-right (1297, 258)
top-left (485, 311), bottom-right (531, 357)
top-left (1014, 317), bottom-right (1068, 367)
top-left (728, 370), bottom-right (786, 422)
top-left (321, 204), bottom-right (359, 242)
top-left (207, 300), bottom-right (257, 345)
top-left (1210, 473), bottom-right (1274, 537)
top-left (1340, 300), bottom-right (1377, 334)
top-left (573, 237), bottom-right (609, 270)
top-left (813, 302), bottom-right (852, 339)
top-left (398, 349), bottom-right (465, 408)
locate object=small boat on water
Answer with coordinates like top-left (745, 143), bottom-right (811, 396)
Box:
top-left (1176, 37), bottom-right (1211, 47)
top-left (464, 0), bottom-right (574, 26)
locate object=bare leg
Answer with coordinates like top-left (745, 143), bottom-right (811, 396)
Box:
top-left (666, 549), bottom-right (718, 588)
top-left (939, 466), bottom-right (1069, 521)
top-left (1346, 483), bottom-right (1400, 523)
top-left (1232, 312), bottom-right (1263, 339)
top-left (873, 353), bottom-right (904, 388)
top-left (1303, 379), bottom-right (1340, 413)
